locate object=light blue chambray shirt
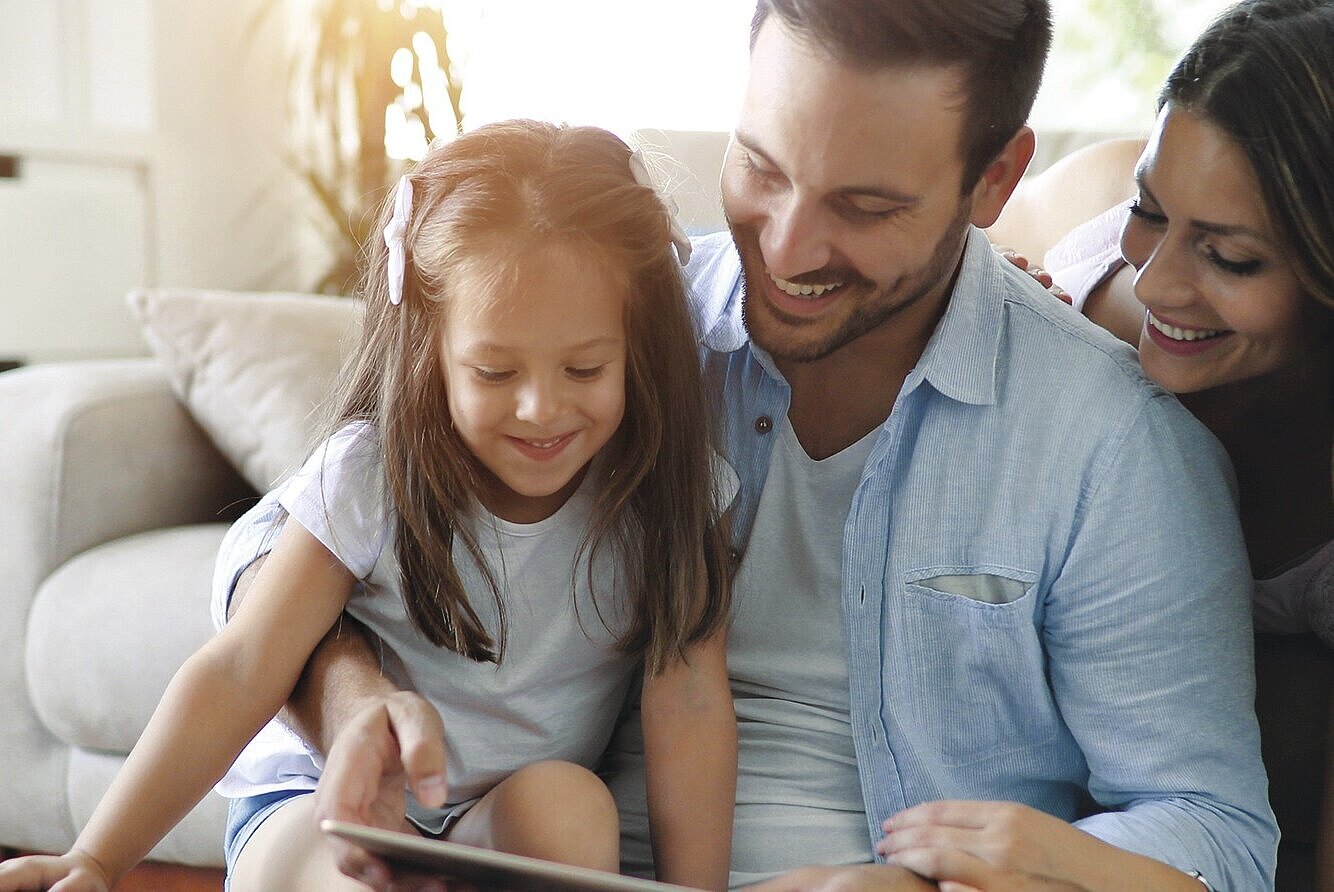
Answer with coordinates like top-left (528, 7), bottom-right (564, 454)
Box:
top-left (683, 228), bottom-right (1277, 890)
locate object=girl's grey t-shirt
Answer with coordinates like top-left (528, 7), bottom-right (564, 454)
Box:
top-left (216, 422), bottom-right (638, 815)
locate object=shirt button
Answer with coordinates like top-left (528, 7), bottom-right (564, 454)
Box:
top-left (727, 546), bottom-right (742, 565)
top-left (754, 415), bottom-right (773, 434)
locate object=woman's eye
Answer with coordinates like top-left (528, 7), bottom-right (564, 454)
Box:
top-left (567, 365), bottom-right (605, 381)
top-left (1127, 200), bottom-right (1167, 226)
top-left (1204, 247), bottom-right (1262, 277)
top-left (472, 367), bottom-right (514, 383)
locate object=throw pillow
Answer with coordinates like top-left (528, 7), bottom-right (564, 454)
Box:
top-left (127, 288), bottom-right (362, 493)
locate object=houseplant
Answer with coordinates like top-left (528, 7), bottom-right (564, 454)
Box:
top-left (258, 0), bottom-right (464, 294)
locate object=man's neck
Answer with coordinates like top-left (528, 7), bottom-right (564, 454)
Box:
top-left (779, 282), bottom-right (950, 460)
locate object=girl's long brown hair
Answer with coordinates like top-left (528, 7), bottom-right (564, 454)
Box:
top-left (331, 120), bottom-right (730, 673)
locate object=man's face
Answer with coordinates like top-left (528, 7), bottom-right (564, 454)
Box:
top-left (722, 17), bottom-right (978, 363)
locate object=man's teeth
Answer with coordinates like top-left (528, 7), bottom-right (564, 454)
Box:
top-left (1147, 312), bottom-right (1225, 342)
top-left (769, 272), bottom-right (845, 298)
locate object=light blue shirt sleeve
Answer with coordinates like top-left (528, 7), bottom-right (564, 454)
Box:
top-left (1054, 393), bottom-right (1275, 887)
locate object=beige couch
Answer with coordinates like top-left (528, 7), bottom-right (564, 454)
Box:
top-left (0, 288), bottom-right (360, 865)
top-left (1, 358), bottom-right (246, 864)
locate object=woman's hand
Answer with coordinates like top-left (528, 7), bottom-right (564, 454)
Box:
top-left (993, 245), bottom-right (1071, 304)
top-left (0, 849), bottom-right (110, 892)
top-left (313, 690), bottom-right (448, 890)
top-left (877, 801), bottom-right (1202, 892)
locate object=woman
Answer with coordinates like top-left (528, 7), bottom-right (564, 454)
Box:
top-left (1012, 0), bottom-right (1334, 888)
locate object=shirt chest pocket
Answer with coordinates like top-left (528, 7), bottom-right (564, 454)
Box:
top-left (895, 567), bottom-right (1061, 767)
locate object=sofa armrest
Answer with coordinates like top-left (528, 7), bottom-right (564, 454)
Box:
top-left (0, 359), bottom-right (256, 598)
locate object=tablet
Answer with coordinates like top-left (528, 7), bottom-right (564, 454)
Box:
top-left (320, 820), bottom-right (695, 891)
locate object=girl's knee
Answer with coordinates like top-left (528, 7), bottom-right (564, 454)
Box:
top-left (483, 760), bottom-right (620, 869)
top-left (230, 795), bottom-right (370, 892)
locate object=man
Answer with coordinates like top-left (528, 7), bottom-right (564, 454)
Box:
top-left (219, 1), bottom-right (1277, 889)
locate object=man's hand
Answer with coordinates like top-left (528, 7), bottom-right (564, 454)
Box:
top-left (745, 864), bottom-right (936, 891)
top-left (313, 690), bottom-right (448, 889)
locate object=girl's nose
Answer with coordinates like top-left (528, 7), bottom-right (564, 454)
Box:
top-left (515, 377), bottom-right (564, 427)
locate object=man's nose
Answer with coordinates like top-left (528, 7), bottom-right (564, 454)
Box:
top-left (760, 197), bottom-right (834, 280)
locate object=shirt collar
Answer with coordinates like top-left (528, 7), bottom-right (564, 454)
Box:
top-left (913, 226), bottom-right (1005, 406)
top-left (693, 226), bottom-right (1006, 407)
top-left (689, 232), bottom-right (749, 354)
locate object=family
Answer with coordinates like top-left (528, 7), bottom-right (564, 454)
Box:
top-left (2, 0), bottom-right (1332, 890)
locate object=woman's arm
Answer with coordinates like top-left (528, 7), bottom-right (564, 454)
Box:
top-left (641, 629), bottom-right (737, 891)
top-left (877, 801), bottom-right (1209, 892)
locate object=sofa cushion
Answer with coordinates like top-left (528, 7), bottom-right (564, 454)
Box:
top-left (26, 524), bottom-right (228, 754)
top-left (127, 287), bottom-right (361, 492)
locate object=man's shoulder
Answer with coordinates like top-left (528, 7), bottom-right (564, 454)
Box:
top-left (684, 232), bottom-right (745, 350)
top-left (998, 265), bottom-right (1159, 406)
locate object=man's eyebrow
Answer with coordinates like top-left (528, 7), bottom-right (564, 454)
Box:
top-left (733, 129), bottom-right (920, 205)
top-left (1134, 171), bottom-right (1268, 241)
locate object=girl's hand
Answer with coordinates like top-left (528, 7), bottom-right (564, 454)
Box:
top-left (876, 801), bottom-right (1199, 892)
top-left (0, 849), bottom-right (110, 892)
top-left (313, 690), bottom-right (448, 890)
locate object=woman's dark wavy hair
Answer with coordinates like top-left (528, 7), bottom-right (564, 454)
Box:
top-left (749, 0), bottom-right (1051, 191)
top-left (1162, 0), bottom-right (1334, 310)
top-left (333, 120), bottom-right (730, 672)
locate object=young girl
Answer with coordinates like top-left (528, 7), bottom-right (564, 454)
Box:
top-left (0, 121), bottom-right (736, 892)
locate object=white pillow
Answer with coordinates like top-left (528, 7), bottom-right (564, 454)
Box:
top-left (127, 287), bottom-right (362, 493)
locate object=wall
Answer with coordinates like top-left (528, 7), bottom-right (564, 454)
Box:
top-left (0, 0), bottom-right (301, 364)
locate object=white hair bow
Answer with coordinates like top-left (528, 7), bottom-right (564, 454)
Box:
top-left (628, 150), bottom-right (692, 266)
top-left (383, 175), bottom-right (414, 306)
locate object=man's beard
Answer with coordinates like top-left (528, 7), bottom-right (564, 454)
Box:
top-left (732, 201), bottom-right (971, 364)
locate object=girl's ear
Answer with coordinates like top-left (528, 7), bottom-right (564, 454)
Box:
top-left (969, 126), bottom-right (1036, 229)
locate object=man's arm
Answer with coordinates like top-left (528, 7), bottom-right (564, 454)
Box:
top-left (1043, 395), bottom-right (1277, 888)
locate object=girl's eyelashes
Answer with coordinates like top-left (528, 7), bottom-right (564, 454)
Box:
top-left (472, 367), bottom-right (514, 383)
top-left (470, 365), bottom-right (608, 383)
top-left (566, 365), bottom-right (607, 381)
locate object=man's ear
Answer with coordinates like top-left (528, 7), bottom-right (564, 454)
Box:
top-left (968, 126), bottom-right (1036, 228)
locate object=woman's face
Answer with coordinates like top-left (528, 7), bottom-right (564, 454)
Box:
top-left (1121, 104), bottom-right (1315, 394)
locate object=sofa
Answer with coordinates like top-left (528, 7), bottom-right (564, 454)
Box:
top-left (0, 288), bottom-right (361, 866)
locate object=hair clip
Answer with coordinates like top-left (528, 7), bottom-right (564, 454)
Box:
top-left (383, 175), bottom-right (414, 305)
top-left (628, 150), bottom-right (693, 266)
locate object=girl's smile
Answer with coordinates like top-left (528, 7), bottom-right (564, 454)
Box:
top-left (439, 242), bottom-right (628, 524)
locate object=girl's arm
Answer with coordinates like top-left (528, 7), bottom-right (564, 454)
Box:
top-left (0, 522), bottom-right (355, 891)
top-left (641, 629), bottom-right (736, 891)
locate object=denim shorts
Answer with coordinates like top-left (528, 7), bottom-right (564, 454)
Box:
top-left (222, 789), bottom-right (311, 888)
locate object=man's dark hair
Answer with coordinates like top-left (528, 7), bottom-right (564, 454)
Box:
top-left (750, 0), bottom-right (1052, 192)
